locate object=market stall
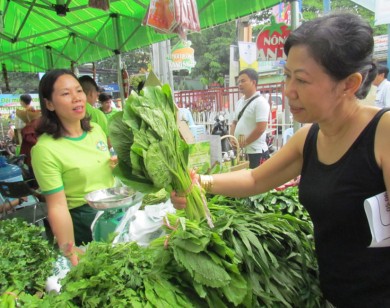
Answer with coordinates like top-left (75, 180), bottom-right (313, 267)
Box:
top-left (0, 1), bottom-right (324, 307)
top-left (0, 69), bottom-right (324, 306)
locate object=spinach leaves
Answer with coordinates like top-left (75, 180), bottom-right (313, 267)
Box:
top-left (109, 85), bottom-right (211, 225)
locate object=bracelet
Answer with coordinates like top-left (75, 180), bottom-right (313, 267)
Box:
top-left (200, 175), bottom-right (214, 192)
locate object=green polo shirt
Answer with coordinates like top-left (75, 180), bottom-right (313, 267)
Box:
top-left (31, 125), bottom-right (114, 209)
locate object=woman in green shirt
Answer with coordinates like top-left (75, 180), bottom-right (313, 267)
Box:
top-left (31, 69), bottom-right (116, 266)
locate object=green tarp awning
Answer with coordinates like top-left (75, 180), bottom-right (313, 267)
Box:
top-left (0, 0), bottom-right (280, 72)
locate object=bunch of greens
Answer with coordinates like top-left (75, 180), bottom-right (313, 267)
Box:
top-left (0, 219), bottom-right (57, 295)
top-left (109, 85), bottom-right (212, 226)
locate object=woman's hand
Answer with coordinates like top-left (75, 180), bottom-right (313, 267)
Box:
top-left (170, 191), bottom-right (188, 209)
top-left (109, 155), bottom-right (118, 169)
top-left (170, 170), bottom-right (204, 209)
top-left (61, 242), bottom-right (85, 266)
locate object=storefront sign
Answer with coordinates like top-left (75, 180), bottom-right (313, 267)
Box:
top-left (0, 94), bottom-right (39, 108)
top-left (102, 84), bottom-right (119, 92)
top-left (168, 40), bottom-right (196, 72)
top-left (374, 34), bottom-right (388, 61)
top-left (256, 16), bottom-right (291, 61)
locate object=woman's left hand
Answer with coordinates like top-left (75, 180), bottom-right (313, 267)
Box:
top-left (170, 191), bottom-right (187, 210)
top-left (61, 242), bottom-right (85, 266)
top-left (109, 155), bottom-right (118, 169)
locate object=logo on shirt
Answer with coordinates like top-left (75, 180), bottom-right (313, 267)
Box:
top-left (96, 140), bottom-right (108, 151)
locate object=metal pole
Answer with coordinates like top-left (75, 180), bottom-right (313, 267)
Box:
top-left (388, 24), bottom-right (390, 79)
top-left (151, 41), bottom-right (174, 90)
top-left (112, 14), bottom-right (125, 105)
top-left (287, 0), bottom-right (301, 133)
top-left (323, 0), bottom-right (331, 14)
top-left (45, 46), bottom-right (54, 70)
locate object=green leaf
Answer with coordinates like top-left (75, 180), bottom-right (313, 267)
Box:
top-left (173, 248), bottom-right (230, 288)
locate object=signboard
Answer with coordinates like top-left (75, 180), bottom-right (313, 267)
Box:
top-left (256, 16), bottom-right (291, 61)
top-left (102, 84), bottom-right (119, 92)
top-left (374, 34), bottom-right (388, 61)
top-left (168, 40), bottom-right (196, 72)
top-left (0, 94), bottom-right (40, 108)
top-left (272, 2), bottom-right (291, 25)
top-left (238, 42), bottom-right (258, 70)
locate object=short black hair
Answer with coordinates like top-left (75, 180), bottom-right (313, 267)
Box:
top-left (284, 12), bottom-right (376, 99)
top-left (20, 94), bottom-right (32, 105)
top-left (377, 65), bottom-right (389, 79)
top-left (99, 93), bottom-right (112, 102)
top-left (239, 68), bottom-right (258, 84)
top-left (78, 75), bottom-right (99, 94)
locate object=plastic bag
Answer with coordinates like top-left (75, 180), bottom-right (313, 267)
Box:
top-left (114, 199), bottom-right (176, 245)
top-left (45, 256), bottom-right (71, 293)
top-left (144, 0), bottom-right (200, 39)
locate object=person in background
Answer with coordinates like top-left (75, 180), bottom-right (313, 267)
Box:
top-left (7, 123), bottom-right (15, 141)
top-left (172, 13), bottom-right (390, 307)
top-left (372, 64), bottom-right (390, 108)
top-left (20, 94), bottom-right (34, 111)
top-left (20, 119), bottom-right (40, 175)
top-left (19, 94), bottom-right (41, 173)
top-left (31, 69), bottom-right (116, 266)
top-left (99, 93), bottom-right (118, 121)
top-left (230, 68), bottom-right (270, 168)
top-left (0, 196), bottom-right (27, 217)
top-left (78, 75), bottom-right (109, 138)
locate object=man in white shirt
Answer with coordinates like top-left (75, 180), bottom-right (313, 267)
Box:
top-left (230, 68), bottom-right (270, 169)
top-left (372, 64), bottom-right (390, 108)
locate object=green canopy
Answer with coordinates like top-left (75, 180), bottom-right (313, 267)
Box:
top-left (0, 0), bottom-right (279, 73)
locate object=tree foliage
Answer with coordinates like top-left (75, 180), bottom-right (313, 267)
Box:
top-left (182, 20), bottom-right (237, 86)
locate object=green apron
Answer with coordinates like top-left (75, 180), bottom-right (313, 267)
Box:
top-left (69, 204), bottom-right (98, 246)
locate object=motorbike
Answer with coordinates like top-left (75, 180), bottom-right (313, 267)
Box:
top-left (211, 114), bottom-right (231, 153)
top-left (212, 113), bottom-right (276, 160)
top-left (266, 133), bottom-right (276, 154)
top-left (0, 137), bottom-right (16, 158)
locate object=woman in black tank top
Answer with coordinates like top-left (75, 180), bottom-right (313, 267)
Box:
top-left (171, 13), bottom-right (390, 307)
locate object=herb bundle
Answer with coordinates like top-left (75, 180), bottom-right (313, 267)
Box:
top-left (109, 85), bottom-right (212, 226)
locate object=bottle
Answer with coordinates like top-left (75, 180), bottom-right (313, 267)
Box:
top-left (223, 152), bottom-right (231, 172)
top-left (0, 156), bottom-right (23, 182)
top-left (229, 150), bottom-right (236, 166)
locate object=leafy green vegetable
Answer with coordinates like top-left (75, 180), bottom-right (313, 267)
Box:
top-left (15, 188), bottom-right (323, 307)
top-left (207, 193), bottom-right (323, 307)
top-left (109, 84), bottom-right (212, 225)
top-left (32, 241), bottom-right (196, 307)
top-left (0, 219), bottom-right (58, 295)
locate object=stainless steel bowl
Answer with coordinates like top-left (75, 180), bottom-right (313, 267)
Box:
top-left (85, 186), bottom-right (144, 210)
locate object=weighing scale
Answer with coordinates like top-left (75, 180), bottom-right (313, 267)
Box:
top-left (85, 186), bottom-right (144, 242)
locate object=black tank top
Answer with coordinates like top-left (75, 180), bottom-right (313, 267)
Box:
top-left (299, 108), bottom-right (390, 307)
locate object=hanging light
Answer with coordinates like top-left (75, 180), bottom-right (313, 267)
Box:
top-left (54, 0), bottom-right (68, 17)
